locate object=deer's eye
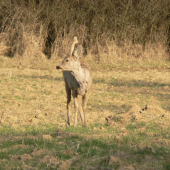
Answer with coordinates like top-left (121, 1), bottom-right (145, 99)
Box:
top-left (66, 59), bottom-right (69, 62)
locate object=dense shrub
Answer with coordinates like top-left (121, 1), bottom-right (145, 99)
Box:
top-left (0, 0), bottom-right (169, 63)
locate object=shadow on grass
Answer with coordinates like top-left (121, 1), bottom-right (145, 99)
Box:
top-left (0, 125), bottom-right (169, 169)
top-left (0, 128), bottom-right (169, 169)
top-left (93, 77), bottom-right (170, 89)
top-left (88, 103), bottom-right (131, 114)
top-left (93, 77), bottom-right (170, 111)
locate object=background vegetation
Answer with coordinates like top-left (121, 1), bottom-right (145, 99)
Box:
top-left (0, 0), bottom-right (170, 64)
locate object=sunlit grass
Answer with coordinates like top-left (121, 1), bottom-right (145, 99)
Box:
top-left (0, 61), bottom-right (169, 169)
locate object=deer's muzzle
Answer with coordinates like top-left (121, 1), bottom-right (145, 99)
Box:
top-left (56, 66), bottom-right (62, 70)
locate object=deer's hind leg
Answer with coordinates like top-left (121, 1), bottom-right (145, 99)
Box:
top-left (82, 93), bottom-right (87, 126)
top-left (72, 91), bottom-right (84, 126)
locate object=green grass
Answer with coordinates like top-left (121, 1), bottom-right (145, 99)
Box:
top-left (126, 124), bottom-right (136, 131)
top-left (0, 123), bottom-right (169, 169)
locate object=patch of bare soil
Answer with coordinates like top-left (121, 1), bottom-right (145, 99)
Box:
top-left (40, 155), bottom-right (59, 165)
top-left (22, 165), bottom-right (38, 170)
top-left (119, 165), bottom-right (135, 170)
top-left (42, 134), bottom-right (53, 141)
top-left (20, 154), bottom-right (32, 161)
top-left (0, 144), bottom-right (33, 153)
top-left (56, 159), bottom-right (72, 170)
top-left (106, 104), bottom-right (170, 128)
top-left (31, 149), bottom-right (53, 157)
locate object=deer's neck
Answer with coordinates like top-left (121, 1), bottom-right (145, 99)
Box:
top-left (72, 68), bottom-right (88, 95)
top-left (72, 67), bottom-right (86, 83)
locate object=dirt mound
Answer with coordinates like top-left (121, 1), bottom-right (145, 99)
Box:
top-left (40, 155), bottom-right (59, 165)
top-left (106, 104), bottom-right (169, 126)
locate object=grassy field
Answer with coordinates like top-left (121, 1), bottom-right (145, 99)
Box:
top-left (0, 57), bottom-right (170, 170)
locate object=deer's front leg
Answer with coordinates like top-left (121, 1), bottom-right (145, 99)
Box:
top-left (72, 91), bottom-right (78, 126)
top-left (66, 87), bottom-right (71, 126)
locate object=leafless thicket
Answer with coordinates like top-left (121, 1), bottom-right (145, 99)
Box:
top-left (0, 0), bottom-right (169, 62)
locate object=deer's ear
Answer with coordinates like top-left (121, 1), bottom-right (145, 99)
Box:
top-left (73, 44), bottom-right (82, 59)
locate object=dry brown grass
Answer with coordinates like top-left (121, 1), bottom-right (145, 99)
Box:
top-left (0, 33), bottom-right (10, 56)
top-left (0, 57), bottom-right (170, 169)
top-left (15, 26), bottom-right (46, 66)
top-left (0, 57), bottom-right (169, 128)
top-left (96, 40), bottom-right (168, 64)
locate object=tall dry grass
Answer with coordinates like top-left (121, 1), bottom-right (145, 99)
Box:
top-left (0, 0), bottom-right (169, 66)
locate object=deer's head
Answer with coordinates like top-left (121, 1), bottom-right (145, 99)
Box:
top-left (56, 36), bottom-right (82, 71)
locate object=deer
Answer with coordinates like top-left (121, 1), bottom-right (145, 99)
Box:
top-left (56, 36), bottom-right (92, 127)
